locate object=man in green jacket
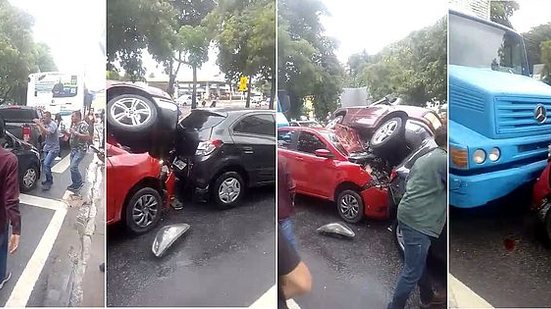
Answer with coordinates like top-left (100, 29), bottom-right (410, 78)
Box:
top-left (388, 126), bottom-right (447, 309)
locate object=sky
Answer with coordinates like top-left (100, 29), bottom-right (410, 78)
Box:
top-left (319, 0), bottom-right (447, 64)
top-left (9, 0), bottom-right (106, 91)
top-left (509, 0), bottom-right (551, 32)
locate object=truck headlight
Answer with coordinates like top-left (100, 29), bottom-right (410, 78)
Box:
top-left (473, 149), bottom-right (486, 164)
top-left (450, 147), bottom-right (468, 169)
top-left (488, 148), bottom-right (500, 162)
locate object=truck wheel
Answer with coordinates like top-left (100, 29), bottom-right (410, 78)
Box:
top-left (336, 189), bottom-right (364, 223)
top-left (108, 94), bottom-right (158, 134)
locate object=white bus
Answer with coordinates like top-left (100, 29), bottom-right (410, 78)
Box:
top-left (27, 72), bottom-right (86, 115)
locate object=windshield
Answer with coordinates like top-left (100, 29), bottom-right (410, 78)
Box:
top-left (449, 13), bottom-right (528, 76)
top-left (319, 131), bottom-right (349, 156)
top-left (179, 110), bottom-right (226, 140)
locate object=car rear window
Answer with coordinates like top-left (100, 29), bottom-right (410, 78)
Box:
top-left (0, 108), bottom-right (38, 122)
top-left (179, 110), bottom-right (226, 139)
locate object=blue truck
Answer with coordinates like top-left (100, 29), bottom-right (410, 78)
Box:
top-left (449, 10), bottom-right (551, 208)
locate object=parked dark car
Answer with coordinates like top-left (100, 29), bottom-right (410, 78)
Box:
top-left (106, 81), bottom-right (179, 159)
top-left (0, 105), bottom-right (44, 150)
top-left (1, 130), bottom-right (41, 192)
top-left (174, 108), bottom-right (276, 208)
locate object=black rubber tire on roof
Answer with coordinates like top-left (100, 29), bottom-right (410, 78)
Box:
top-left (107, 94), bottom-right (158, 134)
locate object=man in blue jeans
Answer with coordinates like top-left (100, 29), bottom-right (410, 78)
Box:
top-left (67, 111), bottom-right (90, 192)
top-left (388, 126), bottom-right (447, 309)
top-left (278, 156), bottom-right (297, 249)
top-left (34, 111), bottom-right (60, 191)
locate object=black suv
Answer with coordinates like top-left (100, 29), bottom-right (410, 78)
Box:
top-left (174, 108), bottom-right (276, 208)
top-left (1, 130), bottom-right (41, 192)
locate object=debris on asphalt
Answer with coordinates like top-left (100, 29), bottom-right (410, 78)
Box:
top-left (152, 224), bottom-right (191, 257)
top-left (316, 222), bottom-right (355, 239)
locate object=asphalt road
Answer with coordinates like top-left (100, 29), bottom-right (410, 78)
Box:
top-left (107, 185), bottom-right (276, 307)
top-left (291, 196), bottom-right (445, 309)
top-left (450, 185), bottom-right (551, 308)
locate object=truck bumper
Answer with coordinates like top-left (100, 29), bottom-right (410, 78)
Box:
top-left (450, 159), bottom-right (548, 208)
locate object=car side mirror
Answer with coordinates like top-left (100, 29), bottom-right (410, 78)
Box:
top-left (315, 148), bottom-right (334, 158)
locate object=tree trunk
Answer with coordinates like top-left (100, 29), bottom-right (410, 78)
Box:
top-left (191, 65), bottom-right (198, 109)
top-left (269, 72), bottom-right (275, 110)
top-left (245, 76), bottom-right (252, 108)
top-left (166, 61), bottom-right (175, 96)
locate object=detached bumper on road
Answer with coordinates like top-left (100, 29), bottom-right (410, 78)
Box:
top-left (450, 159), bottom-right (547, 208)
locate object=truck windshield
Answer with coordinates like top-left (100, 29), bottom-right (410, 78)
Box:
top-left (449, 13), bottom-right (528, 76)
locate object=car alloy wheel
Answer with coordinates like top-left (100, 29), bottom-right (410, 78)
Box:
top-left (110, 97), bottom-right (153, 127)
top-left (372, 119), bottom-right (399, 145)
top-left (339, 193), bottom-right (360, 220)
top-left (218, 177), bottom-right (241, 204)
top-left (22, 167), bottom-right (37, 189)
top-left (395, 223), bottom-right (405, 252)
top-left (132, 194), bottom-right (159, 228)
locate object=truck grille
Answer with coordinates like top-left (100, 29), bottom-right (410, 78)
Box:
top-left (495, 98), bottom-right (551, 137)
top-left (449, 87), bottom-right (485, 113)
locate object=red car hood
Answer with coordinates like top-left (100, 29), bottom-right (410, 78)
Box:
top-left (342, 105), bottom-right (430, 129)
top-left (334, 124), bottom-right (365, 154)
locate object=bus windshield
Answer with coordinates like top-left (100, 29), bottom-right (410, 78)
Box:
top-left (449, 13), bottom-right (529, 76)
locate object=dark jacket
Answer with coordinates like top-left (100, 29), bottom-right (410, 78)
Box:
top-left (278, 157), bottom-right (296, 221)
top-left (0, 147), bottom-right (21, 235)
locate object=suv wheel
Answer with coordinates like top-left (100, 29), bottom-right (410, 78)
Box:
top-left (124, 187), bottom-right (162, 234)
top-left (20, 165), bottom-right (38, 192)
top-left (108, 94), bottom-right (158, 133)
top-left (336, 189), bottom-right (364, 223)
top-left (212, 171), bottom-right (244, 209)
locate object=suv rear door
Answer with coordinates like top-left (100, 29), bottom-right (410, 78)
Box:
top-left (230, 112), bottom-right (276, 185)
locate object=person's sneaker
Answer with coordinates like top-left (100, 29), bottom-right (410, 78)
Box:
top-left (67, 185), bottom-right (77, 191)
top-left (0, 272), bottom-right (12, 290)
top-left (42, 183), bottom-right (52, 191)
top-left (420, 292), bottom-right (447, 308)
top-left (41, 180), bottom-right (48, 185)
top-left (68, 183), bottom-right (84, 192)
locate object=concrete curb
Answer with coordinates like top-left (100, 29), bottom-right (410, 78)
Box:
top-left (448, 274), bottom-right (493, 309)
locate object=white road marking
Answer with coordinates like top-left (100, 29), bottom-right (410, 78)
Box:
top-left (449, 274), bottom-right (494, 308)
top-left (249, 285), bottom-right (277, 308)
top-left (51, 153), bottom-right (70, 174)
top-left (6, 196), bottom-right (68, 307)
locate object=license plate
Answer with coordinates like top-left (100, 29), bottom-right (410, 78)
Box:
top-left (173, 159), bottom-right (187, 170)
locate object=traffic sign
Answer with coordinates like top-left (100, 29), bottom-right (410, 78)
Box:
top-left (239, 76), bottom-right (248, 92)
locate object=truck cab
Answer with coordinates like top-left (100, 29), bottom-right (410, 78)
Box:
top-left (449, 10), bottom-right (551, 208)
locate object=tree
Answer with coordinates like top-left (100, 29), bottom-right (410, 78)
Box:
top-left (522, 22), bottom-right (551, 73)
top-left (173, 25), bottom-right (211, 108)
top-left (208, 0), bottom-right (275, 108)
top-left (0, 0), bottom-right (57, 104)
top-left (490, 1), bottom-right (519, 28)
top-left (278, 0), bottom-right (344, 119)
top-left (107, 0), bottom-right (215, 95)
top-left (345, 50), bottom-right (372, 87)
top-left (357, 17), bottom-right (447, 106)
top-left (541, 40), bottom-right (551, 84)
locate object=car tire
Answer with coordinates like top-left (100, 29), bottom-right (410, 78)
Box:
top-left (336, 189), bottom-right (364, 223)
top-left (212, 171), bottom-right (245, 209)
top-left (124, 187), bottom-right (163, 234)
top-left (370, 117), bottom-right (405, 153)
top-left (107, 94), bottom-right (158, 134)
top-left (392, 220), bottom-right (405, 258)
top-left (20, 164), bottom-right (39, 192)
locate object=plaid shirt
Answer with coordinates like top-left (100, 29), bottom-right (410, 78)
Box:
top-left (69, 121), bottom-right (90, 152)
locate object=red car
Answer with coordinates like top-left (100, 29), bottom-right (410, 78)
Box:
top-left (278, 126), bottom-right (390, 223)
top-left (107, 143), bottom-right (176, 234)
top-left (533, 157), bottom-right (551, 242)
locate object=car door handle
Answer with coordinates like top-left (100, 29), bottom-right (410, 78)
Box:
top-left (242, 146), bottom-right (254, 154)
top-left (295, 156), bottom-right (304, 161)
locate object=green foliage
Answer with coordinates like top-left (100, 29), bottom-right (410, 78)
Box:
top-left (0, 0), bottom-right (57, 104)
top-left (208, 0), bottom-right (276, 106)
top-left (354, 17), bottom-right (447, 106)
top-left (522, 22), bottom-right (551, 72)
top-left (278, 0), bottom-right (344, 119)
top-left (490, 1), bottom-right (519, 28)
top-left (541, 40), bottom-right (551, 84)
